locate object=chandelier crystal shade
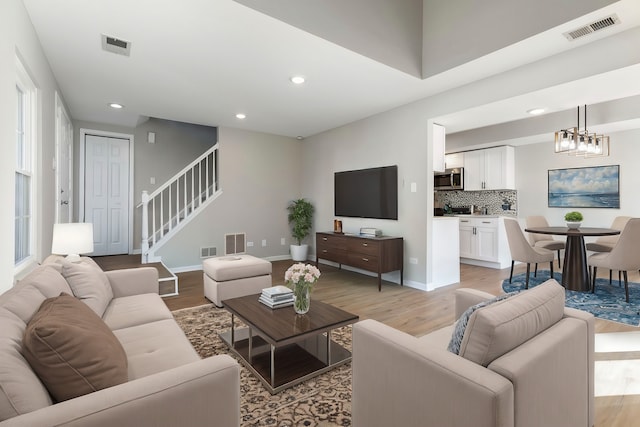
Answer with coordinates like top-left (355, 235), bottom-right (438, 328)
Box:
top-left (554, 105), bottom-right (609, 157)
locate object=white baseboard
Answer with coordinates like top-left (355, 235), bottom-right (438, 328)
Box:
top-left (169, 264), bottom-right (203, 274)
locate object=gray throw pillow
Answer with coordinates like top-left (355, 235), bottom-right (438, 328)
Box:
top-left (61, 257), bottom-right (113, 317)
top-left (447, 292), bottom-right (516, 354)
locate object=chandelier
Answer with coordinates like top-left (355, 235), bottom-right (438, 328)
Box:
top-left (554, 105), bottom-right (609, 157)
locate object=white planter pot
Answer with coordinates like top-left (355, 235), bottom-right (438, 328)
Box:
top-left (290, 244), bottom-right (309, 261)
top-left (566, 222), bottom-right (581, 229)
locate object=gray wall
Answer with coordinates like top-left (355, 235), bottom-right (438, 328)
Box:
top-left (422, 0), bottom-right (616, 77)
top-left (156, 127), bottom-right (302, 269)
top-left (72, 118), bottom-right (217, 251)
top-left (235, 0), bottom-right (423, 77)
top-left (0, 0), bottom-right (65, 292)
top-left (515, 128), bottom-right (640, 228)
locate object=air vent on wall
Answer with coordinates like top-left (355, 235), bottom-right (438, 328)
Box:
top-left (200, 247), bottom-right (217, 258)
top-left (101, 34), bottom-right (131, 56)
top-left (225, 233), bottom-right (246, 255)
top-left (563, 14), bottom-right (620, 41)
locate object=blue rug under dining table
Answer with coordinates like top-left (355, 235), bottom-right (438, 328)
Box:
top-left (502, 271), bottom-right (640, 326)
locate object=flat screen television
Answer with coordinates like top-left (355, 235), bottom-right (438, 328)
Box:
top-left (334, 165), bottom-right (398, 220)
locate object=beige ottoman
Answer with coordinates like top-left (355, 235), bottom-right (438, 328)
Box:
top-left (203, 255), bottom-right (272, 307)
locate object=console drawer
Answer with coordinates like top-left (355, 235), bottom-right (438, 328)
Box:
top-left (317, 233), bottom-right (347, 249)
top-left (346, 239), bottom-right (380, 256)
top-left (347, 253), bottom-right (379, 271)
top-left (316, 245), bottom-right (347, 263)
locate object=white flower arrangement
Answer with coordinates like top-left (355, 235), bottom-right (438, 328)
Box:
top-left (285, 263), bottom-right (321, 313)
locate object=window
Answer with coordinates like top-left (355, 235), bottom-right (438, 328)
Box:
top-left (15, 59), bottom-right (36, 268)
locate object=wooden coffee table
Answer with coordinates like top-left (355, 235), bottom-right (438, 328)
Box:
top-left (220, 294), bottom-right (358, 394)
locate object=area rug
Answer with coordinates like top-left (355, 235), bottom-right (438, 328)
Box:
top-left (502, 271), bottom-right (640, 326)
top-left (172, 304), bottom-right (352, 426)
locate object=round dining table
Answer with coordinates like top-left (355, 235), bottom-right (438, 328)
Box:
top-left (524, 227), bottom-right (620, 291)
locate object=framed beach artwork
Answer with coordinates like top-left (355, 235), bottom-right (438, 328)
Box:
top-left (548, 165), bottom-right (620, 208)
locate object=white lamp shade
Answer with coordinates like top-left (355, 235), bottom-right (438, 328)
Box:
top-left (51, 223), bottom-right (94, 257)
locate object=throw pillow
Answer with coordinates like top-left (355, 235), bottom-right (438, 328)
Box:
top-left (61, 257), bottom-right (113, 317)
top-left (22, 293), bottom-right (128, 403)
top-left (457, 279), bottom-right (565, 366)
top-left (447, 292), bottom-right (515, 355)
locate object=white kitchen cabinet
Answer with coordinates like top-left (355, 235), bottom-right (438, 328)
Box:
top-left (445, 152), bottom-right (464, 169)
top-left (458, 216), bottom-right (511, 269)
top-left (463, 146), bottom-right (515, 190)
top-left (432, 123), bottom-right (446, 172)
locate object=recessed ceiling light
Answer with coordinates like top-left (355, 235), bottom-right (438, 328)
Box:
top-left (290, 76), bottom-right (305, 85)
top-left (527, 108), bottom-right (545, 115)
top-left (109, 103), bottom-right (124, 109)
top-left (296, 136), bottom-right (304, 140)
top-left (236, 113), bottom-right (246, 119)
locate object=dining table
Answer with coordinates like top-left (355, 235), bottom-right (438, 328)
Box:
top-left (523, 226), bottom-right (620, 292)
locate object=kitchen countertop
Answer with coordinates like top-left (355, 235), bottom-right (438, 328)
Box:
top-left (454, 214), bottom-right (502, 218)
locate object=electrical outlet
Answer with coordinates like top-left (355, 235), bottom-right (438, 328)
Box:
top-left (281, 237), bottom-right (286, 245)
top-left (247, 241), bottom-right (254, 247)
top-left (262, 239), bottom-right (267, 247)
top-left (409, 257), bottom-right (418, 265)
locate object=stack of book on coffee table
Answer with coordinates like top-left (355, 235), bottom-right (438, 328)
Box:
top-left (258, 285), bottom-right (294, 309)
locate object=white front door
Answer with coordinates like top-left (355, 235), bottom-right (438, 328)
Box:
top-left (84, 134), bottom-right (130, 255)
top-left (55, 93), bottom-right (73, 223)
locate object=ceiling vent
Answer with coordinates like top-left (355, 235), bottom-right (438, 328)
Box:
top-left (563, 14), bottom-right (620, 41)
top-left (101, 34), bottom-right (131, 56)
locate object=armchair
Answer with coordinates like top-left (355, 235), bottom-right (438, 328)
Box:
top-left (352, 280), bottom-right (594, 427)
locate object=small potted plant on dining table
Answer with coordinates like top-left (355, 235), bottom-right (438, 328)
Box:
top-left (565, 211), bottom-right (583, 229)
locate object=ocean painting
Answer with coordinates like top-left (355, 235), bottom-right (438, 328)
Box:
top-left (548, 165), bottom-right (620, 208)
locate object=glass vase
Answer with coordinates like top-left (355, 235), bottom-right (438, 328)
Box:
top-left (293, 286), bottom-right (311, 314)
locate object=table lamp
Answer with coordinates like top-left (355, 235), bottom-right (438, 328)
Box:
top-left (51, 223), bottom-right (94, 262)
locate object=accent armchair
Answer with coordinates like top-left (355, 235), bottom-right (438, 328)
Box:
top-left (352, 280), bottom-right (594, 427)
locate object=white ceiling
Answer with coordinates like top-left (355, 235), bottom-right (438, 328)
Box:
top-left (22, 0), bottom-right (640, 142)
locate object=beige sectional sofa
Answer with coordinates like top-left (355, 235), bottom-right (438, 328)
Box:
top-left (0, 258), bottom-right (240, 426)
top-left (352, 279), bottom-right (594, 427)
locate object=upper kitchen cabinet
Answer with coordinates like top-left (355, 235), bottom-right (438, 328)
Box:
top-left (432, 123), bottom-right (446, 172)
top-left (463, 146), bottom-right (515, 191)
top-left (444, 152), bottom-right (464, 169)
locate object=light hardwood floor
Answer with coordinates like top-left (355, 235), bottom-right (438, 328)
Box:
top-left (162, 260), bottom-right (639, 427)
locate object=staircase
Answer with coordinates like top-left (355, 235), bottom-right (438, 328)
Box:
top-left (140, 144), bottom-right (221, 277)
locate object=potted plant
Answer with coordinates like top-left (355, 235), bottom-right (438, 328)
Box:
top-left (287, 198), bottom-right (314, 261)
top-left (565, 211), bottom-right (583, 229)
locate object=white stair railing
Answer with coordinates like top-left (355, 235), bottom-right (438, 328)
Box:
top-left (140, 143), bottom-right (221, 263)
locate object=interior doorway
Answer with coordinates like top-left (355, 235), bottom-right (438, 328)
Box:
top-left (80, 129), bottom-right (134, 256)
top-left (54, 92), bottom-right (73, 223)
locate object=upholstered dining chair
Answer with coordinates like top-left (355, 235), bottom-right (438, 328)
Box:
top-left (526, 215), bottom-right (566, 269)
top-left (504, 218), bottom-right (555, 289)
top-left (586, 216), bottom-right (632, 285)
top-left (589, 218), bottom-right (640, 303)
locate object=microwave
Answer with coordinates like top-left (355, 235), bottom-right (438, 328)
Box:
top-left (434, 168), bottom-right (464, 190)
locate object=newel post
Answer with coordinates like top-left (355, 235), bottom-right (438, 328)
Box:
top-left (141, 191), bottom-right (150, 263)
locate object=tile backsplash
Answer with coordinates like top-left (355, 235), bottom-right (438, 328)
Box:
top-left (435, 190), bottom-right (518, 216)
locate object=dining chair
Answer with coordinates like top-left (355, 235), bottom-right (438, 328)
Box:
top-left (586, 216), bottom-right (632, 285)
top-left (504, 218), bottom-right (555, 289)
top-left (526, 215), bottom-right (565, 269)
top-left (588, 218), bottom-right (640, 302)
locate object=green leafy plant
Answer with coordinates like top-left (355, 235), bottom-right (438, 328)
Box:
top-left (564, 211), bottom-right (584, 222)
top-left (287, 198), bottom-right (314, 245)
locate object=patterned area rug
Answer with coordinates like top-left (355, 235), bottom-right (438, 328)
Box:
top-left (503, 271), bottom-right (640, 326)
top-left (172, 304), bottom-right (352, 426)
